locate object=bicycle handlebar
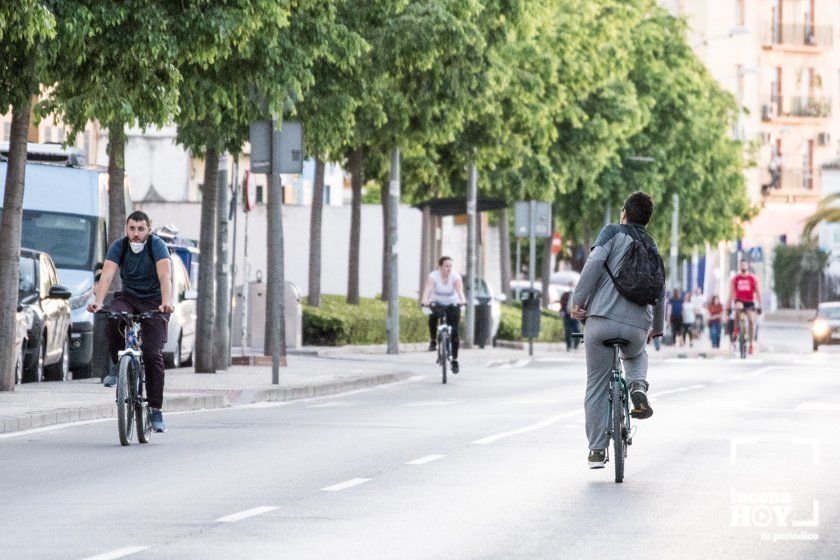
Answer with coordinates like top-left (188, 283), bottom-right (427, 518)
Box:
top-left (95, 310), bottom-right (163, 320)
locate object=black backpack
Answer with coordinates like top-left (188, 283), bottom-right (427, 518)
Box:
top-left (603, 225), bottom-right (665, 306)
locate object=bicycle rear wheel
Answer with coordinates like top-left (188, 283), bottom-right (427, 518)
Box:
top-left (738, 326), bottom-right (747, 359)
top-left (611, 381), bottom-right (625, 483)
top-left (135, 366), bottom-right (151, 444)
top-left (116, 355), bottom-right (135, 446)
top-left (439, 331), bottom-right (449, 384)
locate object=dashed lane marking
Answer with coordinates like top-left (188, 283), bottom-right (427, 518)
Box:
top-left (406, 454), bottom-right (446, 465)
top-left (79, 546), bottom-right (149, 560)
top-left (216, 506), bottom-right (279, 523)
top-left (470, 410), bottom-right (583, 445)
top-left (321, 478), bottom-right (372, 492)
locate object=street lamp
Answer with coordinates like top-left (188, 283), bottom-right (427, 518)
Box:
top-left (693, 26), bottom-right (750, 48)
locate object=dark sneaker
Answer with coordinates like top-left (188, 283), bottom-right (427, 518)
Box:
top-left (588, 449), bottom-right (606, 469)
top-left (102, 363), bottom-right (117, 387)
top-left (629, 381), bottom-right (653, 419)
top-left (451, 360), bottom-right (459, 374)
top-left (428, 340), bottom-right (437, 352)
top-left (150, 408), bottom-right (167, 433)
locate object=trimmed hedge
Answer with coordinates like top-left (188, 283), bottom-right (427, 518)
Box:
top-left (303, 294), bottom-right (428, 346)
top-left (497, 303), bottom-right (565, 343)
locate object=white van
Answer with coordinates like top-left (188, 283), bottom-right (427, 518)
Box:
top-left (0, 143), bottom-right (126, 377)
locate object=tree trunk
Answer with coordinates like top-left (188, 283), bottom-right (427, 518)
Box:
top-left (214, 153), bottom-right (231, 370)
top-left (195, 147), bottom-right (219, 373)
top-left (347, 147), bottom-right (364, 305)
top-left (381, 183), bottom-right (390, 302)
top-left (308, 157), bottom-right (325, 307)
top-left (106, 121), bottom-right (127, 246)
top-left (0, 99), bottom-right (32, 392)
top-left (498, 208), bottom-right (512, 300)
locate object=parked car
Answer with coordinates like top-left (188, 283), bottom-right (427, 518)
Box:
top-left (163, 252), bottom-right (198, 368)
top-left (18, 248), bottom-right (73, 382)
top-left (1, 143), bottom-right (121, 378)
top-left (812, 302), bottom-right (840, 351)
top-left (475, 279), bottom-right (505, 343)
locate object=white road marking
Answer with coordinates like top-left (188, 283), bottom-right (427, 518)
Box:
top-left (321, 478), bottom-right (371, 492)
top-left (471, 410), bottom-right (583, 445)
top-left (79, 546), bottom-right (149, 560)
top-left (510, 359), bottom-right (532, 368)
top-left (696, 399), bottom-right (752, 409)
top-left (307, 402), bottom-right (355, 409)
top-left (216, 506), bottom-right (279, 523)
top-left (727, 358), bottom-right (765, 364)
top-left (712, 379), bottom-right (726, 384)
top-left (406, 454), bottom-right (446, 465)
top-left (0, 417), bottom-right (113, 440)
top-left (647, 384), bottom-right (706, 402)
top-left (796, 402), bottom-right (840, 412)
top-left (402, 400), bottom-right (463, 407)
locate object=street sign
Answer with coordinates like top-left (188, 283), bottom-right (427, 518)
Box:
top-left (551, 231), bottom-right (562, 255)
top-left (249, 121), bottom-right (272, 174)
top-left (272, 121), bottom-right (304, 174)
top-left (514, 201), bottom-right (552, 238)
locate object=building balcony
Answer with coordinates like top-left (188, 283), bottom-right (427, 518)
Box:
top-left (761, 96), bottom-right (831, 122)
top-left (762, 22), bottom-right (833, 50)
top-left (762, 167), bottom-right (819, 201)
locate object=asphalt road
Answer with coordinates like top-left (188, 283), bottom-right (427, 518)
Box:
top-left (1, 336), bottom-right (838, 559)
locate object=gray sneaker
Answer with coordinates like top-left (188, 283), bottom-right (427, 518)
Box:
top-left (588, 449), bottom-right (606, 469)
top-left (150, 408), bottom-right (167, 433)
top-left (102, 363), bottom-right (118, 387)
top-left (629, 381), bottom-right (653, 419)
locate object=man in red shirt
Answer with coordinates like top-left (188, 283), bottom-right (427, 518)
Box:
top-left (727, 259), bottom-right (763, 354)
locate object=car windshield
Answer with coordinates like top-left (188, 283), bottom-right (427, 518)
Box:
top-left (21, 210), bottom-right (96, 270)
top-left (818, 306), bottom-right (840, 320)
top-left (19, 255), bottom-right (37, 295)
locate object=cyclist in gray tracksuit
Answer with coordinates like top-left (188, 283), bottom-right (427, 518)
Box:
top-left (571, 191), bottom-right (666, 469)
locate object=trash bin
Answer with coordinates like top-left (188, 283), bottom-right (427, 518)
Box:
top-left (473, 296), bottom-right (493, 349)
top-left (520, 288), bottom-right (542, 339)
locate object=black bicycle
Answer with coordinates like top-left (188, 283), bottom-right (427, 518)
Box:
top-left (99, 310), bottom-right (159, 446)
top-left (425, 303), bottom-right (463, 384)
top-left (573, 332), bottom-right (633, 483)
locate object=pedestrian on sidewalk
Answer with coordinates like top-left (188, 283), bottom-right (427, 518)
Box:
top-left (681, 291), bottom-right (696, 347)
top-left (667, 288), bottom-right (683, 346)
top-left (560, 282), bottom-right (581, 351)
top-left (706, 295), bottom-right (724, 349)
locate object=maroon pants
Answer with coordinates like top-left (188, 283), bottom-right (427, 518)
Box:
top-left (107, 292), bottom-right (169, 409)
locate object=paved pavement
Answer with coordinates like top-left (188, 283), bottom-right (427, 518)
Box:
top-left (1, 321), bottom-right (838, 559)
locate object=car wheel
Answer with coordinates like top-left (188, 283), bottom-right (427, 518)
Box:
top-left (32, 335), bottom-right (46, 383)
top-left (45, 335), bottom-right (71, 381)
top-left (164, 331), bottom-right (183, 369)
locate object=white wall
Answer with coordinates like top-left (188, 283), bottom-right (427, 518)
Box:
top-left (135, 201), bottom-right (424, 299)
top-left (820, 167), bottom-right (840, 276)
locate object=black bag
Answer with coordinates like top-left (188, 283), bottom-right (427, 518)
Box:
top-left (603, 225), bottom-right (665, 306)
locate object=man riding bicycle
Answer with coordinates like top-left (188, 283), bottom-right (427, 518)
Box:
top-left (421, 256), bottom-right (467, 374)
top-left (87, 211), bottom-right (174, 433)
top-left (726, 258), bottom-right (762, 355)
top-left (571, 192), bottom-right (666, 469)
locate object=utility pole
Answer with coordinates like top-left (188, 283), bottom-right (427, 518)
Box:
top-left (528, 200), bottom-right (537, 357)
top-left (465, 160), bottom-right (478, 347)
top-left (214, 152), bottom-right (231, 370)
top-left (267, 168), bottom-right (285, 383)
top-left (670, 193), bottom-right (679, 290)
top-left (386, 147), bottom-right (400, 354)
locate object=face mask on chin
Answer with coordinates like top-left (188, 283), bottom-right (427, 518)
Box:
top-left (130, 241), bottom-right (146, 254)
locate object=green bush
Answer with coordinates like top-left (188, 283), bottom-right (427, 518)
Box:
top-left (303, 294), bottom-right (428, 346)
top-left (497, 303), bottom-right (565, 343)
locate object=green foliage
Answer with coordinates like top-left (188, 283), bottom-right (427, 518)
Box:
top-left (0, 1), bottom-right (56, 110)
top-left (772, 244), bottom-right (829, 308)
top-left (497, 304), bottom-right (564, 343)
top-left (303, 294), bottom-right (428, 345)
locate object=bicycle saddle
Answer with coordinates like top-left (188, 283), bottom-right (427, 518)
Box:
top-left (602, 337), bottom-right (630, 348)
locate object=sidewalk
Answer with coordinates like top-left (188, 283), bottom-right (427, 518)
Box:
top-left (0, 355), bottom-right (415, 435)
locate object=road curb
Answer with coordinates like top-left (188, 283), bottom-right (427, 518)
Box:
top-left (0, 372), bottom-right (412, 436)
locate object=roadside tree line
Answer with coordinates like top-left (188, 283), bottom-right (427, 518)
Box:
top-left (0, 0), bottom-right (751, 390)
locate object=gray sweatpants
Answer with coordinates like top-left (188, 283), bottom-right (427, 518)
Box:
top-left (583, 316), bottom-right (650, 451)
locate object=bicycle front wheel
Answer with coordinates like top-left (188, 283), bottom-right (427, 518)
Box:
top-left (135, 365), bottom-right (151, 444)
top-left (738, 327), bottom-right (747, 359)
top-left (611, 381), bottom-right (625, 483)
top-left (439, 331), bottom-right (449, 384)
top-left (116, 355), bottom-right (136, 446)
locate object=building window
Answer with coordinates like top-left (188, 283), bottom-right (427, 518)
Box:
top-left (256, 184), bottom-right (264, 204)
top-left (736, 0), bottom-right (745, 26)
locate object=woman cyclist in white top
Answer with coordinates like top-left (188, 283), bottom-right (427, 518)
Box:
top-left (421, 256), bottom-right (467, 373)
